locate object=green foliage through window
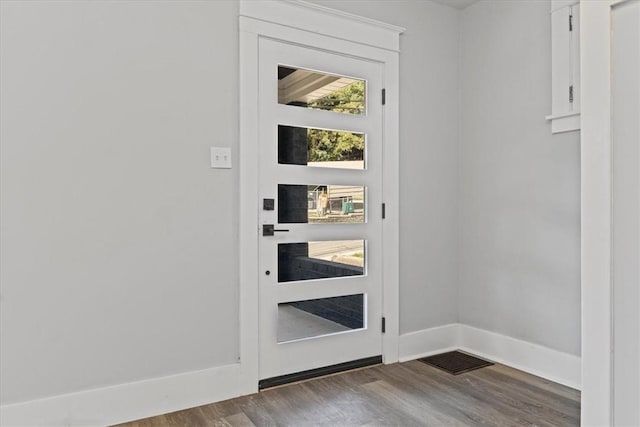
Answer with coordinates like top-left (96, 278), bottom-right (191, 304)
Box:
top-left (308, 81), bottom-right (365, 162)
top-left (308, 80), bottom-right (365, 115)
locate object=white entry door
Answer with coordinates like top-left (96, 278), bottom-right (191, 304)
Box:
top-left (258, 38), bottom-right (385, 381)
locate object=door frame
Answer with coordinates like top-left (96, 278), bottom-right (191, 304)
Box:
top-left (580, 0), bottom-right (640, 424)
top-left (238, 0), bottom-right (404, 392)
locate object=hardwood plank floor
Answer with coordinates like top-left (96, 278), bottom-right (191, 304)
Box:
top-left (115, 360), bottom-right (580, 426)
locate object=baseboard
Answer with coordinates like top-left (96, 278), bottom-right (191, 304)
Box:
top-left (399, 323), bottom-right (581, 390)
top-left (458, 324), bottom-right (581, 390)
top-left (3, 325), bottom-right (582, 426)
top-left (398, 323), bottom-right (460, 362)
top-left (0, 363), bottom-right (253, 427)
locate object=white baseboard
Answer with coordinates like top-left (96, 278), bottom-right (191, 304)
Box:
top-left (398, 323), bottom-right (460, 362)
top-left (3, 325), bottom-right (581, 426)
top-left (0, 363), bottom-right (254, 427)
top-left (399, 323), bottom-right (581, 390)
top-left (458, 324), bottom-right (581, 390)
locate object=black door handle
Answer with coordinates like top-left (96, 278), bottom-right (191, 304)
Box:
top-left (262, 224), bottom-right (290, 236)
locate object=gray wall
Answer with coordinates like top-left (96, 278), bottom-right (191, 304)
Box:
top-left (1, 0), bottom-right (583, 408)
top-left (309, 0), bottom-right (461, 333)
top-left (0, 1), bottom-right (240, 404)
top-left (0, 0), bottom-right (461, 404)
top-left (458, 0), bottom-right (581, 355)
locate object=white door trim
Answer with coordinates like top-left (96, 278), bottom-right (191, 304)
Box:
top-left (239, 0), bottom-right (403, 392)
top-left (240, 0), bottom-right (405, 53)
top-left (580, 1), bottom-right (613, 425)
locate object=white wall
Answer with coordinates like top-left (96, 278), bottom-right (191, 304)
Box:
top-left (612, 1), bottom-right (640, 424)
top-left (1, 0), bottom-right (584, 415)
top-left (1, 0), bottom-right (462, 407)
top-left (308, 0), bottom-right (583, 363)
top-left (459, 0), bottom-right (581, 356)
top-left (0, 1), bottom-right (240, 404)
top-left (307, 0), bottom-right (461, 333)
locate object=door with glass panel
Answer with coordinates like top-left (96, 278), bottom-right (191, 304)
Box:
top-left (258, 38), bottom-right (384, 380)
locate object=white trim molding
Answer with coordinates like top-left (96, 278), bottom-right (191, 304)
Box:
top-left (610, 0), bottom-right (635, 7)
top-left (239, 0), bottom-right (403, 393)
top-left (580, 0), bottom-right (614, 425)
top-left (239, 0), bottom-right (405, 52)
top-left (399, 324), bottom-right (581, 390)
top-left (545, 112), bottom-right (581, 134)
top-left (610, 1), bottom-right (640, 425)
top-left (0, 363), bottom-right (248, 427)
top-left (551, 0), bottom-right (579, 13)
top-left (459, 325), bottom-right (581, 390)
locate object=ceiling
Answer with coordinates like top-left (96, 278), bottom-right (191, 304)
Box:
top-left (431, 0), bottom-right (479, 10)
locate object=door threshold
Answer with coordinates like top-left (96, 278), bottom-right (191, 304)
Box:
top-left (258, 355), bottom-right (382, 390)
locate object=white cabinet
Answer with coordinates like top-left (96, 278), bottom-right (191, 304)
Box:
top-left (546, 0), bottom-right (580, 133)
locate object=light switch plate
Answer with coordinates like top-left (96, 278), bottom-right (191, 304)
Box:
top-left (210, 147), bottom-right (232, 169)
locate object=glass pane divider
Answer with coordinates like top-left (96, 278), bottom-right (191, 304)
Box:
top-left (276, 285), bottom-right (369, 304)
top-left (277, 121), bottom-right (367, 135)
top-left (270, 175), bottom-right (373, 187)
top-left (272, 104), bottom-right (378, 132)
top-left (269, 176), bottom-right (373, 192)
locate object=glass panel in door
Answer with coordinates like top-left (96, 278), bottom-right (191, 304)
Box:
top-left (277, 294), bottom-right (365, 342)
top-left (278, 184), bottom-right (365, 224)
top-left (278, 240), bottom-right (366, 283)
top-left (278, 124), bottom-right (366, 170)
top-left (277, 66), bottom-right (366, 115)
top-left (259, 38), bottom-right (384, 380)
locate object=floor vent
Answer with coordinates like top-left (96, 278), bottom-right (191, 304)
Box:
top-left (418, 350), bottom-right (493, 375)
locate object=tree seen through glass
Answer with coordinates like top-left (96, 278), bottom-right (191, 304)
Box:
top-left (307, 81), bottom-right (365, 162)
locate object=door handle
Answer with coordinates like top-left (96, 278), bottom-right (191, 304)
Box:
top-left (262, 224), bottom-right (290, 236)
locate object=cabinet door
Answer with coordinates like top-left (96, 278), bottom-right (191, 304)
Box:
top-left (549, 2), bottom-right (580, 133)
top-left (570, 4), bottom-right (580, 112)
top-left (551, 5), bottom-right (572, 116)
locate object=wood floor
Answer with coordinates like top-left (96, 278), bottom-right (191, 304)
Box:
top-left (116, 360), bottom-right (580, 426)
